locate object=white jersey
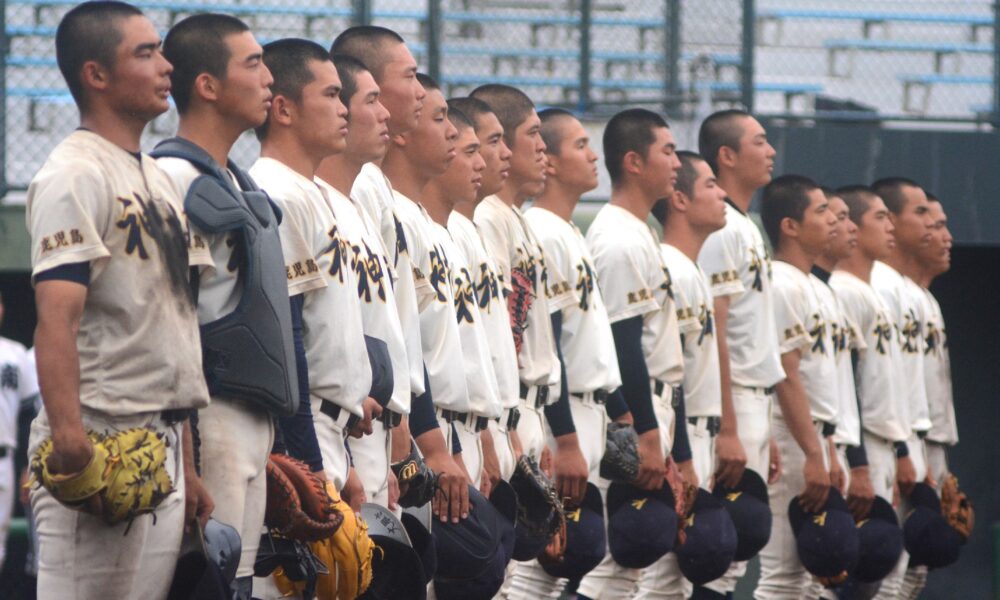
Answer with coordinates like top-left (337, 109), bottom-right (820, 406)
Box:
top-left (585, 204), bottom-right (683, 386)
top-left (448, 211), bottom-right (520, 411)
top-left (26, 130), bottom-right (210, 415)
top-left (771, 262), bottom-right (839, 424)
top-left (315, 177), bottom-right (411, 415)
top-left (394, 191), bottom-right (471, 412)
top-left (871, 261), bottom-right (931, 433)
top-left (352, 164), bottom-right (425, 397)
top-left (525, 207), bottom-right (621, 394)
top-left (920, 288), bottom-right (958, 445)
top-left (698, 202), bottom-right (785, 388)
top-left (474, 195), bottom-right (562, 392)
top-left (829, 270), bottom-right (907, 442)
top-left (250, 158), bottom-right (370, 416)
top-left (0, 337), bottom-right (38, 447)
top-left (660, 243), bottom-right (721, 418)
top-left (428, 219), bottom-right (501, 419)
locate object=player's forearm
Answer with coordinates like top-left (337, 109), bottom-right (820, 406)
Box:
top-left (34, 285), bottom-right (86, 444)
top-left (776, 356), bottom-right (822, 459)
top-left (671, 387), bottom-right (692, 463)
top-left (182, 419), bottom-right (197, 475)
top-left (391, 417), bottom-right (412, 463)
top-left (611, 316), bottom-right (657, 434)
top-left (544, 311), bottom-right (577, 437)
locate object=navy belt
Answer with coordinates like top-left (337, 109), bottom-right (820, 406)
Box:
top-left (519, 382), bottom-right (549, 408)
top-left (571, 389), bottom-right (608, 404)
top-left (161, 409), bottom-right (190, 426)
top-left (380, 409), bottom-right (402, 429)
top-left (688, 416), bottom-right (721, 436)
top-left (320, 400), bottom-right (361, 430)
top-left (504, 408), bottom-right (521, 431)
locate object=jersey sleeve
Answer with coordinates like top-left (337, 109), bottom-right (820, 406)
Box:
top-left (773, 278), bottom-right (811, 355)
top-left (592, 240), bottom-right (662, 323)
top-left (698, 227), bottom-right (745, 298)
top-left (269, 195), bottom-right (326, 297)
top-left (672, 277), bottom-right (701, 336)
top-left (474, 209), bottom-right (513, 293)
top-left (536, 232), bottom-right (578, 313)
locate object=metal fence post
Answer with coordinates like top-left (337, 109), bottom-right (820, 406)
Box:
top-left (0, 0), bottom-right (8, 200)
top-left (665, 0), bottom-right (681, 116)
top-left (993, 1), bottom-right (1000, 127)
top-left (427, 0), bottom-right (441, 82)
top-left (741, 0), bottom-right (755, 113)
top-left (579, 0), bottom-right (592, 113)
top-left (352, 0), bottom-right (371, 26)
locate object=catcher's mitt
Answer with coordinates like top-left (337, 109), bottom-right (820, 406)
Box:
top-left (265, 453), bottom-right (344, 542)
top-left (510, 454), bottom-right (564, 560)
top-left (599, 422), bottom-right (640, 483)
top-left (537, 510), bottom-right (568, 568)
top-left (273, 481), bottom-right (375, 600)
top-left (940, 474), bottom-right (974, 542)
top-left (31, 428), bottom-right (173, 525)
top-left (507, 267), bottom-right (535, 355)
top-left (391, 440), bottom-right (439, 508)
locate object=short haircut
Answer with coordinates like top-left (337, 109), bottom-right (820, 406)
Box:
top-left (470, 84), bottom-right (535, 149)
top-left (164, 13), bottom-right (250, 114)
top-left (674, 151), bottom-right (706, 200)
top-left (602, 108), bottom-right (668, 184)
top-left (760, 174), bottom-right (820, 248)
top-left (925, 191), bottom-right (940, 203)
top-left (56, 1), bottom-right (143, 107)
top-left (871, 177), bottom-right (921, 215)
top-left (330, 26), bottom-right (405, 81)
top-left (537, 108), bottom-right (578, 156)
top-left (835, 184), bottom-right (877, 225)
top-left (446, 96), bottom-right (494, 126)
top-left (256, 38), bottom-right (330, 140)
top-left (331, 53), bottom-right (368, 105)
top-left (698, 109), bottom-right (750, 175)
top-left (416, 72), bottom-right (439, 93)
top-left (446, 100), bottom-right (474, 131)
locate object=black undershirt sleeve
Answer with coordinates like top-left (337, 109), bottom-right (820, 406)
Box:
top-left (33, 261), bottom-right (90, 285)
top-left (844, 348), bottom-right (870, 468)
top-left (409, 364), bottom-right (440, 438)
top-left (274, 293), bottom-right (325, 472)
top-left (671, 387), bottom-right (692, 463)
top-left (544, 311), bottom-right (576, 437)
top-left (610, 316), bottom-right (658, 434)
top-left (605, 388), bottom-right (629, 420)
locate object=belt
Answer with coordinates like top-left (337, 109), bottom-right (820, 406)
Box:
top-left (688, 416), bottom-right (721, 436)
top-left (380, 409), bottom-right (402, 429)
top-left (815, 420), bottom-right (837, 437)
top-left (735, 383), bottom-right (776, 395)
top-left (916, 429), bottom-right (928, 440)
top-left (0, 446), bottom-right (8, 459)
top-left (863, 429), bottom-right (897, 447)
top-left (438, 409), bottom-right (490, 432)
top-left (519, 382), bottom-right (549, 408)
top-left (652, 381), bottom-right (681, 408)
top-left (571, 389), bottom-right (608, 404)
top-left (161, 409), bottom-right (190, 426)
top-left (503, 407), bottom-right (521, 431)
top-left (320, 400), bottom-right (361, 430)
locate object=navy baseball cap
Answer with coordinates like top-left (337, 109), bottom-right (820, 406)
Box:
top-left (360, 503), bottom-right (426, 600)
top-left (606, 480), bottom-right (677, 569)
top-left (853, 496), bottom-right (904, 583)
top-left (489, 480), bottom-right (518, 562)
top-left (712, 469), bottom-right (772, 561)
top-left (676, 488), bottom-right (738, 585)
top-left (432, 485), bottom-right (511, 600)
top-left (904, 483), bottom-right (962, 569)
top-left (541, 482), bottom-right (607, 580)
top-left (789, 488), bottom-right (860, 580)
top-left (400, 504), bottom-right (438, 585)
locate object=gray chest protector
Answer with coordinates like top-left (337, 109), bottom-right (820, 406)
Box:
top-left (151, 138), bottom-right (298, 417)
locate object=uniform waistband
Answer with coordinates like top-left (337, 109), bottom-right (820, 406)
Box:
top-left (687, 416), bottom-right (721, 436)
top-left (814, 419), bottom-right (837, 438)
top-left (570, 389), bottom-right (608, 404)
top-left (733, 383), bottom-right (777, 395)
top-left (319, 399), bottom-right (361, 430)
top-left (651, 380), bottom-right (681, 407)
top-left (519, 382), bottom-right (549, 408)
top-left (380, 408), bottom-right (402, 429)
top-left (437, 408), bottom-right (489, 432)
top-left (500, 407), bottom-right (521, 431)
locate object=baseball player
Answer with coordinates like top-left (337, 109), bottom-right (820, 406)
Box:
top-left (26, 3), bottom-right (213, 597)
top-left (0, 292), bottom-right (39, 571)
top-left (639, 150), bottom-right (728, 600)
top-left (445, 96), bottom-right (523, 487)
top-left (508, 108), bottom-right (624, 599)
top-left (695, 109), bottom-right (786, 599)
top-left (578, 108), bottom-right (686, 600)
top-left (829, 186), bottom-right (909, 598)
top-left (755, 175), bottom-right (839, 599)
top-left (249, 39), bottom-right (375, 495)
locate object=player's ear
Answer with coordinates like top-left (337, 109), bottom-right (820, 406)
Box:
top-left (717, 145), bottom-right (738, 171)
top-left (779, 215), bottom-right (800, 241)
top-left (80, 60), bottom-right (111, 93)
top-left (391, 132), bottom-right (408, 148)
top-left (669, 189), bottom-right (687, 213)
top-left (623, 150), bottom-right (643, 177)
top-left (193, 72), bottom-right (221, 104)
top-left (543, 152), bottom-right (558, 177)
top-left (270, 94), bottom-right (295, 127)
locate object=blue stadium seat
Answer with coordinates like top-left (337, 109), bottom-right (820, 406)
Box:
top-left (824, 39), bottom-right (992, 77)
top-left (757, 9), bottom-right (993, 44)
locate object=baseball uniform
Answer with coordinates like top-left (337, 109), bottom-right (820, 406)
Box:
top-left (250, 157), bottom-right (371, 491)
top-left (635, 242), bottom-right (722, 600)
top-left (26, 129), bottom-right (210, 599)
top-left (920, 287), bottom-right (957, 486)
top-left (0, 336), bottom-right (38, 570)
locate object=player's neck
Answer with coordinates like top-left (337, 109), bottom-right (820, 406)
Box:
top-left (774, 243), bottom-right (816, 274)
top-left (316, 153), bottom-right (363, 198)
top-left (883, 249), bottom-right (922, 280)
top-left (79, 107), bottom-right (147, 154)
top-left (495, 180), bottom-right (523, 208)
top-left (533, 182), bottom-right (579, 222)
top-left (663, 222), bottom-right (708, 263)
top-left (454, 198), bottom-right (479, 219)
top-left (421, 183), bottom-right (456, 226)
top-left (382, 150), bottom-right (430, 202)
top-left (175, 112), bottom-right (243, 168)
top-left (259, 131), bottom-right (322, 180)
top-left (814, 253), bottom-right (839, 273)
top-left (610, 181), bottom-right (654, 222)
top-left (837, 251), bottom-right (875, 283)
top-left (715, 172), bottom-right (755, 212)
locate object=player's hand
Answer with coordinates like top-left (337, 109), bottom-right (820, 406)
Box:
top-left (768, 437), bottom-right (782, 484)
top-left (19, 468), bottom-right (31, 507)
top-left (677, 458), bottom-right (699, 490)
top-left (424, 450), bottom-right (470, 523)
top-left (46, 429), bottom-right (94, 476)
top-left (829, 449), bottom-right (847, 494)
top-left (183, 471), bottom-right (214, 532)
top-left (713, 429), bottom-right (746, 489)
top-left (615, 411), bottom-right (634, 426)
top-left (342, 466), bottom-right (366, 513)
top-left (924, 470), bottom-right (938, 489)
top-left (799, 452), bottom-right (831, 513)
top-left (349, 397), bottom-right (383, 439)
top-left (553, 435), bottom-right (589, 508)
top-left (896, 455), bottom-right (917, 497)
top-left (635, 429), bottom-right (667, 491)
top-left (847, 466), bottom-right (876, 521)
top-left (509, 428), bottom-right (525, 460)
top-left (480, 430), bottom-right (502, 495)
top-left (387, 469), bottom-right (400, 511)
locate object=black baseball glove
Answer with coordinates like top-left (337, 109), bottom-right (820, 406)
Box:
top-left (600, 422), bottom-right (640, 483)
top-left (391, 440), bottom-right (439, 508)
top-left (509, 454), bottom-right (564, 561)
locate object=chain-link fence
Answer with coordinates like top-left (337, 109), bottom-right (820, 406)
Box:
top-left (1, 0), bottom-right (998, 193)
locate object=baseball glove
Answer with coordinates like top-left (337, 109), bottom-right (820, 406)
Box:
top-left (273, 482), bottom-right (375, 600)
top-left (265, 453), bottom-right (344, 542)
top-left (510, 455), bottom-right (564, 553)
top-left (940, 474), bottom-right (974, 542)
top-left (599, 422), bottom-right (640, 483)
top-left (537, 509), bottom-right (568, 567)
top-left (30, 428), bottom-right (173, 526)
top-left (390, 440), bottom-right (439, 508)
top-left (507, 266), bottom-right (535, 355)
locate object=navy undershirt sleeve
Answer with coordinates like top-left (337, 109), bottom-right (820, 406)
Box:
top-left (611, 316), bottom-right (658, 434)
top-left (274, 293), bottom-right (324, 472)
top-left (33, 261), bottom-right (90, 285)
top-left (605, 388), bottom-right (630, 420)
top-left (671, 387), bottom-right (692, 463)
top-left (544, 311), bottom-right (576, 437)
top-left (409, 364), bottom-right (440, 438)
top-left (845, 348), bottom-right (869, 468)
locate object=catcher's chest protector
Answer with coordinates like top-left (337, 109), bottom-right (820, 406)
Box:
top-left (151, 138), bottom-right (299, 417)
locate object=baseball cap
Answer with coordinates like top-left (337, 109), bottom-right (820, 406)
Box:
top-left (904, 483), bottom-right (962, 569)
top-left (789, 488), bottom-right (860, 580)
top-left (360, 503), bottom-right (426, 600)
top-left (606, 480), bottom-right (677, 569)
top-left (489, 479), bottom-right (518, 562)
top-left (432, 485), bottom-right (511, 600)
top-left (676, 488), bottom-right (738, 585)
top-left (400, 504), bottom-right (437, 584)
top-left (853, 496), bottom-right (904, 583)
top-left (540, 482), bottom-right (607, 580)
top-left (712, 469), bottom-right (772, 561)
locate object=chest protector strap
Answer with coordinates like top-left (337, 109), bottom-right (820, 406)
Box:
top-left (151, 138), bottom-right (298, 417)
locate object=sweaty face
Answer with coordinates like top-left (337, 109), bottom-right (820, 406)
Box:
top-left (293, 59), bottom-right (349, 157)
top-left (686, 159), bottom-right (727, 232)
top-left (889, 185), bottom-right (932, 254)
top-left (474, 112), bottom-right (511, 198)
top-left (216, 31), bottom-right (272, 129)
top-left (509, 110), bottom-right (547, 197)
top-left (825, 195), bottom-right (858, 261)
top-left (107, 15), bottom-right (173, 121)
top-left (641, 126), bottom-right (680, 199)
top-left (404, 89), bottom-right (457, 177)
top-left (377, 43), bottom-right (425, 136)
top-left (731, 116), bottom-right (776, 189)
top-left (795, 188), bottom-right (836, 256)
top-left (857, 196), bottom-right (896, 261)
top-left (436, 126), bottom-right (486, 205)
top-left (548, 117), bottom-right (598, 194)
top-left (921, 201), bottom-right (952, 275)
top-left (345, 70), bottom-right (391, 163)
